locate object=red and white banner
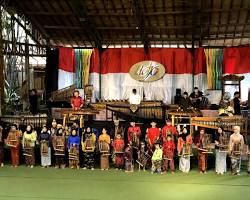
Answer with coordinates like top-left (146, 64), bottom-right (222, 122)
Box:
top-left (90, 48), bottom-right (207, 104)
top-left (58, 47), bottom-right (75, 90)
top-left (224, 47), bottom-right (250, 101)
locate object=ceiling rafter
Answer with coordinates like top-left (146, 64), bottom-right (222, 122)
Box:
top-left (130, 0), bottom-right (149, 53)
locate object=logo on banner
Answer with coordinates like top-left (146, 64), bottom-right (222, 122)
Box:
top-left (129, 61), bottom-right (165, 82)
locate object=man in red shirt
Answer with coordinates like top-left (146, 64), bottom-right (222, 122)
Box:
top-left (127, 121), bottom-right (141, 148)
top-left (162, 119), bottom-right (177, 142)
top-left (146, 121), bottom-right (161, 148)
top-left (71, 90), bottom-right (84, 110)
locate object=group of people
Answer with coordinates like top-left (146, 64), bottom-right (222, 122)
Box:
top-left (0, 118), bottom-right (248, 176)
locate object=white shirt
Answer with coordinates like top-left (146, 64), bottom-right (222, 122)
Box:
top-left (129, 94), bottom-right (141, 105)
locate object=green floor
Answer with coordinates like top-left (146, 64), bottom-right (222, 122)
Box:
top-left (0, 166), bottom-right (249, 200)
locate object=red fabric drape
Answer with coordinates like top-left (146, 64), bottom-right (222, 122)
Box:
top-left (59, 47), bottom-right (75, 72)
top-left (223, 47), bottom-right (250, 74)
top-left (90, 48), bottom-right (206, 74)
top-left (90, 48), bottom-right (100, 73)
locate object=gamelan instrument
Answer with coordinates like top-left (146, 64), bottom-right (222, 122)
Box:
top-left (198, 134), bottom-right (214, 154)
top-left (84, 134), bottom-right (95, 152)
top-left (230, 143), bottom-right (242, 158)
top-left (40, 140), bottom-right (49, 156)
top-left (179, 143), bottom-right (193, 157)
top-left (23, 139), bottom-right (32, 157)
top-left (136, 151), bottom-right (151, 167)
top-left (53, 136), bottom-right (65, 156)
top-left (152, 160), bottom-right (162, 169)
top-left (132, 132), bottom-right (140, 149)
top-left (191, 116), bottom-right (248, 138)
top-left (218, 134), bottom-right (229, 152)
top-left (99, 141), bottom-right (110, 156)
top-left (6, 132), bottom-right (19, 148)
top-left (69, 145), bottom-right (79, 161)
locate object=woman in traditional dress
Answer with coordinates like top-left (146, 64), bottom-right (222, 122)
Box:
top-left (214, 127), bottom-right (228, 175)
top-left (5, 125), bottom-right (22, 167)
top-left (177, 127), bottom-right (193, 173)
top-left (67, 129), bottom-right (80, 169)
top-left (99, 128), bottom-right (110, 170)
top-left (82, 127), bottom-right (96, 170)
top-left (22, 125), bottom-right (37, 168)
top-left (53, 128), bottom-right (66, 169)
top-left (194, 128), bottom-right (208, 174)
top-left (38, 125), bottom-right (52, 168)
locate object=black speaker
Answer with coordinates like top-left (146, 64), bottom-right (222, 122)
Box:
top-left (176, 88), bottom-right (181, 96)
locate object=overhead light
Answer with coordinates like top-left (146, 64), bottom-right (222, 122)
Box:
top-left (79, 17), bottom-right (86, 22)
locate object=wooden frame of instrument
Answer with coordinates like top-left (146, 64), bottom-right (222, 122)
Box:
top-left (190, 116), bottom-right (248, 139)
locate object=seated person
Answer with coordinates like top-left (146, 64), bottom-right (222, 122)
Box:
top-left (71, 90), bottom-right (84, 110)
top-left (189, 87), bottom-right (203, 108)
top-left (128, 89), bottom-right (141, 105)
top-left (179, 92), bottom-right (192, 111)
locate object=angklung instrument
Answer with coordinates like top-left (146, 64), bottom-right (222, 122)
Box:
top-left (197, 133), bottom-right (214, 154)
top-left (99, 141), bottom-right (110, 156)
top-left (136, 150), bottom-right (151, 167)
top-left (6, 131), bottom-right (19, 148)
top-left (53, 136), bottom-right (65, 156)
top-left (23, 139), bottom-right (32, 157)
top-left (132, 132), bottom-right (140, 149)
top-left (69, 145), bottom-right (79, 161)
top-left (179, 143), bottom-right (193, 157)
top-left (218, 134), bottom-right (229, 152)
top-left (40, 140), bottom-right (49, 156)
top-left (84, 134), bottom-right (95, 152)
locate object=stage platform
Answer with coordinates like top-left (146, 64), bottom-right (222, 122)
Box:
top-left (0, 166), bottom-right (249, 200)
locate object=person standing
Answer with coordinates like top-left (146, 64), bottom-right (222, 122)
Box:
top-left (29, 89), bottom-right (38, 115)
top-left (82, 127), bottom-right (96, 170)
top-left (99, 128), bottom-right (111, 170)
top-left (5, 125), bottom-right (22, 167)
top-left (177, 127), bottom-right (193, 173)
top-left (229, 126), bottom-right (244, 175)
top-left (22, 125), bottom-right (37, 168)
top-left (194, 128), bottom-right (208, 174)
top-left (38, 125), bottom-right (52, 168)
top-left (214, 127), bottom-right (228, 175)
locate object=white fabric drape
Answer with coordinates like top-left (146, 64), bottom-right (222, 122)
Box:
top-left (90, 73), bottom-right (207, 104)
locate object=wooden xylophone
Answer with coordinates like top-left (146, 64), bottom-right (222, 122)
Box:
top-left (190, 116), bottom-right (248, 138)
top-left (91, 100), bottom-right (166, 120)
top-left (0, 114), bottom-right (47, 127)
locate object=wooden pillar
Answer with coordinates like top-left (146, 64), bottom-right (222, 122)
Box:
top-left (0, 9), bottom-right (4, 115)
top-left (25, 39), bottom-right (30, 90)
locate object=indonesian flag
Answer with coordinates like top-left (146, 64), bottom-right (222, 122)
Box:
top-left (223, 47), bottom-right (250, 101)
top-left (58, 47), bottom-right (75, 90)
top-left (90, 48), bottom-right (207, 104)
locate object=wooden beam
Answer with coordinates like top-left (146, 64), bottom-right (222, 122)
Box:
top-left (68, 0), bottom-right (102, 48)
top-left (26, 11), bottom-right (73, 16)
top-left (131, 0), bottom-right (149, 53)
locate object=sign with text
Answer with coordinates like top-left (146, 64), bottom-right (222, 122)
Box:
top-left (129, 61), bottom-right (165, 82)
